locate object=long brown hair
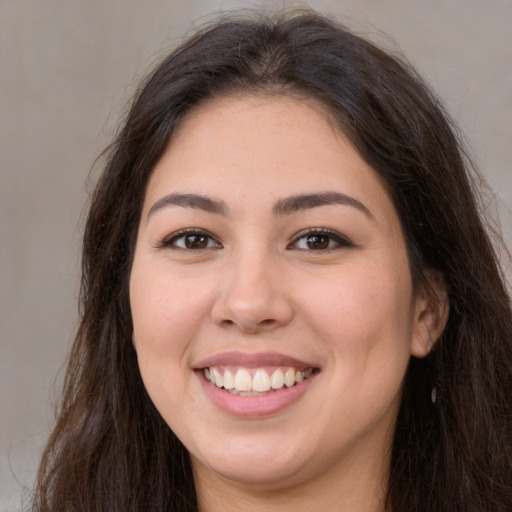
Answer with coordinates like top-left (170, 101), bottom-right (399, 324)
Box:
top-left (33, 10), bottom-right (512, 511)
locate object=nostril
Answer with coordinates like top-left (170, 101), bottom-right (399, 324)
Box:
top-left (219, 317), bottom-right (277, 333)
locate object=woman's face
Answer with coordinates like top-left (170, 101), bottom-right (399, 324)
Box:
top-left (130, 96), bottom-right (434, 491)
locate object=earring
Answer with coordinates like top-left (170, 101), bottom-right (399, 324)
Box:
top-left (431, 385), bottom-right (437, 404)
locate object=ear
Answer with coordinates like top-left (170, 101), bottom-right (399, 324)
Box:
top-left (410, 270), bottom-right (449, 358)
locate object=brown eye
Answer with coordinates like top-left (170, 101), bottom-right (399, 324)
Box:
top-left (306, 234), bottom-right (330, 250)
top-left (289, 229), bottom-right (353, 251)
top-left (184, 234), bottom-right (209, 249)
top-left (162, 230), bottom-right (221, 250)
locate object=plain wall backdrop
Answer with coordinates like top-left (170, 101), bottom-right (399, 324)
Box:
top-left (1, 1), bottom-right (511, 510)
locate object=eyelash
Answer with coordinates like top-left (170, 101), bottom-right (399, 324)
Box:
top-left (287, 228), bottom-right (353, 251)
top-left (158, 227), bottom-right (352, 252)
top-left (159, 228), bottom-right (222, 250)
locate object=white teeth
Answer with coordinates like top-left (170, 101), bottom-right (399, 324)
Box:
top-left (204, 366), bottom-right (315, 392)
top-left (213, 368), bottom-right (224, 388)
top-left (284, 368), bottom-right (296, 387)
top-left (270, 368), bottom-right (285, 389)
top-left (223, 369), bottom-right (235, 389)
top-left (234, 368), bottom-right (252, 391)
top-left (252, 369), bottom-right (271, 392)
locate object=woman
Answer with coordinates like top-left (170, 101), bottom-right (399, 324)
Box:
top-left (33, 10), bottom-right (511, 512)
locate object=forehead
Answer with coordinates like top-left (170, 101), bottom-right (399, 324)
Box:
top-left (144, 95), bottom-right (398, 228)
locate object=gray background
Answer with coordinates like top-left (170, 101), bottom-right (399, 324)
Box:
top-left (1, 1), bottom-right (511, 510)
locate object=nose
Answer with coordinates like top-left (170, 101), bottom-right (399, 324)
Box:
top-left (211, 250), bottom-right (294, 333)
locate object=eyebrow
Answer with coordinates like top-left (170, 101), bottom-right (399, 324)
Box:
top-left (147, 191), bottom-right (373, 221)
top-left (147, 193), bottom-right (229, 220)
top-left (273, 192), bottom-right (373, 219)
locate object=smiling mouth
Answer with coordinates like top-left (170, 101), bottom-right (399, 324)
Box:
top-left (202, 366), bottom-right (318, 396)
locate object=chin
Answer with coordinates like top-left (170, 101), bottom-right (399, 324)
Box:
top-left (191, 431), bottom-right (317, 488)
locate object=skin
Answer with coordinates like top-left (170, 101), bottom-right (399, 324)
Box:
top-left (129, 95), bottom-right (447, 512)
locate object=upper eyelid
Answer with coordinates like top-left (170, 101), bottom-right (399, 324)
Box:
top-left (286, 229), bottom-right (354, 253)
top-left (157, 227), bottom-right (351, 248)
top-left (159, 228), bottom-right (222, 247)
top-left (289, 227), bottom-right (351, 243)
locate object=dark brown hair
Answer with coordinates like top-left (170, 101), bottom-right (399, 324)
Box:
top-left (33, 10), bottom-right (512, 511)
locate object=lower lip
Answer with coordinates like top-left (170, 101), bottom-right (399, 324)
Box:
top-left (196, 371), bottom-right (317, 418)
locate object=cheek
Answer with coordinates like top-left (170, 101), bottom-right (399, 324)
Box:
top-left (130, 261), bottom-right (213, 353)
top-left (298, 262), bottom-right (414, 441)
top-left (129, 263), bottom-right (213, 420)
top-left (129, 264), bottom-right (206, 409)
top-left (300, 258), bottom-right (415, 393)
top-left (304, 258), bottom-right (413, 337)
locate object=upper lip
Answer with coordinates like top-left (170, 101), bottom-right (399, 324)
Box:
top-left (193, 351), bottom-right (318, 370)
